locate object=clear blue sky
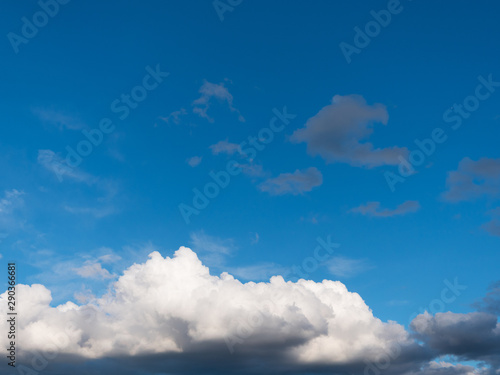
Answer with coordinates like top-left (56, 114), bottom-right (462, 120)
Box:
top-left (1, 1), bottom-right (499, 374)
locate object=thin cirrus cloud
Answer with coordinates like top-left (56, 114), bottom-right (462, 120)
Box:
top-left (37, 149), bottom-right (94, 184)
top-left (32, 108), bottom-right (85, 130)
top-left (64, 205), bottom-right (116, 219)
top-left (350, 200), bottom-right (421, 218)
top-left (37, 149), bottom-right (119, 194)
top-left (258, 167), bottom-right (323, 196)
top-left (37, 149), bottom-right (120, 203)
top-left (0, 189), bottom-right (24, 214)
top-left (1, 247), bottom-right (498, 375)
top-left (290, 95), bottom-right (408, 168)
top-left (38, 150), bottom-right (119, 219)
top-left (160, 108), bottom-right (187, 125)
top-left (325, 256), bottom-right (373, 278)
top-left (192, 80), bottom-right (245, 123)
top-left (0, 189), bottom-right (25, 233)
top-left (189, 230), bottom-right (233, 255)
top-left (188, 230), bottom-right (235, 269)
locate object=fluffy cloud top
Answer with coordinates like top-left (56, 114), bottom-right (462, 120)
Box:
top-left (291, 95), bottom-right (408, 168)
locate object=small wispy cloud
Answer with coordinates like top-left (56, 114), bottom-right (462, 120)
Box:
top-left (97, 248), bottom-right (122, 264)
top-left (159, 108), bottom-right (187, 125)
top-left (300, 212), bottom-right (328, 224)
top-left (189, 231), bottom-right (235, 269)
top-left (325, 256), bottom-right (373, 278)
top-left (238, 163), bottom-right (268, 178)
top-left (189, 230), bottom-right (234, 255)
top-left (33, 108), bottom-right (85, 130)
top-left (442, 157), bottom-right (500, 202)
top-left (37, 149), bottom-right (96, 184)
top-left (350, 200), bottom-right (421, 218)
top-left (74, 286), bottom-right (96, 304)
top-left (258, 167), bottom-right (323, 196)
top-left (482, 207), bottom-right (500, 237)
top-left (186, 156), bottom-right (202, 167)
top-left (192, 80), bottom-right (245, 123)
top-left (209, 139), bottom-right (241, 155)
top-left (0, 189), bottom-right (24, 214)
top-left (64, 205), bottom-right (116, 218)
top-left (0, 189), bottom-right (26, 233)
top-left (73, 260), bottom-right (114, 280)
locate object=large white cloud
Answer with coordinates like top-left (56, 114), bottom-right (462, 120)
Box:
top-left (1, 246), bottom-right (413, 366)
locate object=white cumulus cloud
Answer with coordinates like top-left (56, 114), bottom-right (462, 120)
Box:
top-left (1, 246), bottom-right (412, 366)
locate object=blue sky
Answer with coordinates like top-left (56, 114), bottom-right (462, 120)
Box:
top-left (1, 1), bottom-right (500, 374)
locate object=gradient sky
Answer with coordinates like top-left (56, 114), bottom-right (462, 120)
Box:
top-left (1, 1), bottom-right (500, 374)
